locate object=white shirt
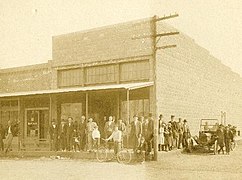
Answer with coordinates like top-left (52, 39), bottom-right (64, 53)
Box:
top-left (8, 126), bottom-right (11, 134)
top-left (107, 130), bottom-right (122, 142)
top-left (92, 129), bottom-right (101, 139)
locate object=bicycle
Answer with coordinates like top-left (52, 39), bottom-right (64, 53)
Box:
top-left (96, 139), bottom-right (132, 164)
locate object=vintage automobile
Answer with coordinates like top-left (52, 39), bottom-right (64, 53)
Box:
top-left (191, 119), bottom-right (219, 154)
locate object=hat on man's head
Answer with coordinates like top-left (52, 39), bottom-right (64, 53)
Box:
top-left (171, 115), bottom-right (175, 118)
top-left (159, 114), bottom-right (163, 118)
top-left (183, 119), bottom-right (187, 122)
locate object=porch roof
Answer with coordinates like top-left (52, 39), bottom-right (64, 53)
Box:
top-left (0, 81), bottom-right (154, 98)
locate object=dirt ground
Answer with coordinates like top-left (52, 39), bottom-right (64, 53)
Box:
top-left (0, 144), bottom-right (242, 180)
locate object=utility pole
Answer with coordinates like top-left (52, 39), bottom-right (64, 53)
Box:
top-left (151, 13), bottom-right (179, 161)
top-left (131, 13), bottom-right (179, 161)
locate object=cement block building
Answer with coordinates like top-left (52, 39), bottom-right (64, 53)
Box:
top-left (0, 16), bottom-right (241, 152)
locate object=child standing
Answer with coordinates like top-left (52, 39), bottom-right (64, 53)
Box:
top-left (92, 126), bottom-right (101, 152)
top-left (73, 129), bottom-right (80, 152)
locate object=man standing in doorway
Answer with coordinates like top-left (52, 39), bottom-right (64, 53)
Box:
top-left (66, 117), bottom-right (74, 151)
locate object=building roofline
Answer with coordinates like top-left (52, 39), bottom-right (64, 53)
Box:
top-left (0, 61), bottom-right (52, 74)
top-left (52, 17), bottom-right (153, 39)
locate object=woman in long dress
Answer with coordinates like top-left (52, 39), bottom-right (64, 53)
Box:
top-left (158, 114), bottom-right (165, 151)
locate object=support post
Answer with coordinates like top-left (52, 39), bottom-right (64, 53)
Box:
top-left (18, 97), bottom-right (21, 151)
top-left (126, 89), bottom-right (130, 148)
top-left (85, 92), bottom-right (89, 119)
top-left (127, 89), bottom-right (130, 125)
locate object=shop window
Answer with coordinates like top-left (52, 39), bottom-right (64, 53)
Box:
top-left (85, 65), bottom-right (116, 84)
top-left (121, 99), bottom-right (149, 124)
top-left (61, 103), bottom-right (82, 122)
top-left (58, 68), bottom-right (83, 87)
top-left (0, 100), bottom-right (19, 127)
top-left (120, 60), bottom-right (150, 82)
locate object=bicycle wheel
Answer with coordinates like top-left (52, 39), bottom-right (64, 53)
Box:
top-left (117, 149), bottom-right (132, 164)
top-left (96, 146), bottom-right (108, 162)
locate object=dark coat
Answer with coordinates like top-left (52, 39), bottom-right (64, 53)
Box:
top-left (58, 123), bottom-right (67, 137)
top-left (49, 124), bottom-right (58, 140)
top-left (66, 123), bottom-right (74, 138)
top-left (130, 121), bottom-right (142, 139)
top-left (142, 121), bottom-right (153, 141)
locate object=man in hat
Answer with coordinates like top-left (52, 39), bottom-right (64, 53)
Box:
top-left (49, 119), bottom-right (58, 151)
top-left (182, 119), bottom-right (190, 149)
top-left (142, 116), bottom-right (153, 155)
top-left (169, 115), bottom-right (178, 149)
top-left (177, 118), bottom-right (184, 149)
top-left (130, 115), bottom-right (142, 151)
top-left (66, 117), bottom-right (74, 151)
top-left (224, 126), bottom-right (233, 155)
top-left (78, 115), bottom-right (86, 151)
top-left (58, 119), bottom-right (67, 151)
top-left (104, 116), bottom-right (115, 149)
top-left (216, 124), bottom-right (225, 154)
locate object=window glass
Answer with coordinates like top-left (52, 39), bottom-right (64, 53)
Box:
top-left (120, 60), bottom-right (149, 82)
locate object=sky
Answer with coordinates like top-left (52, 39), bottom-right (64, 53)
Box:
top-left (0, 0), bottom-right (242, 76)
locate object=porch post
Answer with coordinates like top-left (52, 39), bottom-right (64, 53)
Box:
top-left (117, 92), bottom-right (120, 119)
top-left (49, 95), bottom-right (52, 122)
top-left (127, 89), bottom-right (130, 124)
top-left (85, 92), bottom-right (89, 119)
top-left (126, 89), bottom-right (130, 148)
top-left (18, 97), bottom-right (21, 151)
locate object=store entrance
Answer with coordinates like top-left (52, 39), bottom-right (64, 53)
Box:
top-left (24, 108), bottom-right (49, 150)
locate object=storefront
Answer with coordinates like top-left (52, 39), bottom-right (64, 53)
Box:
top-left (0, 82), bottom-right (153, 150)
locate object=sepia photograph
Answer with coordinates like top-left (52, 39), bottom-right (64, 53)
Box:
top-left (0, 0), bottom-right (242, 179)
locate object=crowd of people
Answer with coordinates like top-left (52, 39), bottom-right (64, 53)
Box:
top-left (49, 114), bottom-right (155, 159)
top-left (158, 114), bottom-right (191, 152)
top-left (214, 124), bottom-right (237, 155)
top-left (0, 114), bottom-right (238, 158)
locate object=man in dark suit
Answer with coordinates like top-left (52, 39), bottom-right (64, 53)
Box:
top-left (78, 115), bottom-right (86, 151)
top-left (66, 117), bottom-right (74, 151)
top-left (130, 115), bottom-right (142, 151)
top-left (142, 116), bottom-right (153, 155)
top-left (49, 120), bottom-right (58, 151)
top-left (58, 119), bottom-right (67, 151)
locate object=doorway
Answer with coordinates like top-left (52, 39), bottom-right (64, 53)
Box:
top-left (25, 108), bottom-right (49, 141)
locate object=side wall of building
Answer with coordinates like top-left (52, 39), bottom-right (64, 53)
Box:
top-left (156, 23), bottom-right (242, 134)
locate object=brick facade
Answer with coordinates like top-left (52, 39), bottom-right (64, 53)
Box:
top-left (0, 63), bottom-right (52, 93)
top-left (52, 18), bottom-right (153, 67)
